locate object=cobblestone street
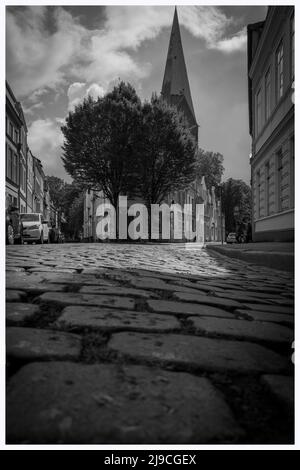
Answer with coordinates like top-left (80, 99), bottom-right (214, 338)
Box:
top-left (6, 243), bottom-right (294, 444)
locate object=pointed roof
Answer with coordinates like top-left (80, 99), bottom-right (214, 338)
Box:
top-left (162, 7), bottom-right (197, 123)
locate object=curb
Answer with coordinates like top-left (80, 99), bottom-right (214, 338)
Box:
top-left (206, 245), bottom-right (294, 272)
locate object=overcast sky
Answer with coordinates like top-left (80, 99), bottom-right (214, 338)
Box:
top-left (6, 5), bottom-right (267, 183)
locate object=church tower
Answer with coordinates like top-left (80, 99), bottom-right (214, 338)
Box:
top-left (162, 7), bottom-right (198, 143)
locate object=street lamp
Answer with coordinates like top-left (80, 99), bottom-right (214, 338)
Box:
top-left (217, 184), bottom-right (224, 245)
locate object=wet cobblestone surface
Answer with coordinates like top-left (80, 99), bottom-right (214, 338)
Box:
top-left (6, 243), bottom-right (294, 444)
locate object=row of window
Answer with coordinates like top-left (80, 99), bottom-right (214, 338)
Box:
top-left (6, 117), bottom-right (27, 154)
top-left (6, 145), bottom-right (29, 192)
top-left (256, 139), bottom-right (294, 217)
top-left (255, 14), bottom-right (294, 136)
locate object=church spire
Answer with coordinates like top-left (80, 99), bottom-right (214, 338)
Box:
top-left (162, 7), bottom-right (198, 141)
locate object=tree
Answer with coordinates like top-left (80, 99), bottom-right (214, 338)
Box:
top-left (61, 82), bottom-right (142, 211)
top-left (45, 176), bottom-right (85, 238)
top-left (66, 194), bottom-right (84, 240)
top-left (196, 149), bottom-right (224, 189)
top-left (221, 178), bottom-right (252, 235)
top-left (45, 176), bottom-right (66, 209)
top-left (134, 94), bottom-right (197, 207)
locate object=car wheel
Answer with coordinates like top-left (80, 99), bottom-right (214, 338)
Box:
top-left (6, 224), bottom-right (14, 245)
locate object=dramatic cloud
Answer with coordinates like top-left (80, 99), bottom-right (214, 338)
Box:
top-left (27, 118), bottom-right (67, 178)
top-left (7, 5), bottom-right (246, 99)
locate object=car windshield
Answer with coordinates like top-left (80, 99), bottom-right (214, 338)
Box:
top-left (20, 214), bottom-right (40, 222)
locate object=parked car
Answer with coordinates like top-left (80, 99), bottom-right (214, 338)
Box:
top-left (226, 232), bottom-right (237, 244)
top-left (20, 213), bottom-right (50, 244)
top-left (6, 206), bottom-right (23, 245)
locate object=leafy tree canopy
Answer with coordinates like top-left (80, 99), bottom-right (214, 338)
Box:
top-left (196, 148), bottom-right (224, 189)
top-left (61, 83), bottom-right (197, 209)
top-left (61, 82), bottom-right (142, 208)
top-left (134, 94), bottom-right (197, 206)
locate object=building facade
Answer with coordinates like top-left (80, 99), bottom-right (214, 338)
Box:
top-left (33, 157), bottom-right (44, 214)
top-left (248, 6), bottom-right (294, 241)
top-left (6, 81), bottom-right (60, 230)
top-left (5, 82), bottom-right (28, 213)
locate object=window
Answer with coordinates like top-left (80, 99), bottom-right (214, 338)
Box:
top-left (12, 153), bottom-right (18, 184)
top-left (7, 147), bottom-right (13, 180)
top-left (256, 170), bottom-right (261, 217)
top-left (20, 164), bottom-right (26, 191)
top-left (256, 88), bottom-right (262, 135)
top-left (277, 150), bottom-right (283, 212)
top-left (9, 122), bottom-right (13, 139)
top-left (291, 14), bottom-right (295, 81)
top-left (20, 165), bottom-right (23, 190)
top-left (276, 41), bottom-right (284, 101)
top-left (265, 68), bottom-right (271, 120)
top-left (14, 129), bottom-right (19, 144)
top-left (265, 162), bottom-right (270, 216)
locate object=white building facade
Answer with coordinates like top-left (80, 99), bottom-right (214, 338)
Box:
top-left (248, 6), bottom-right (294, 241)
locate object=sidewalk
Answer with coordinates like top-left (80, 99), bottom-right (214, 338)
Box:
top-left (206, 242), bottom-right (294, 272)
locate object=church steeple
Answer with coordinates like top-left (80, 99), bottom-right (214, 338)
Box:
top-left (162, 7), bottom-right (198, 142)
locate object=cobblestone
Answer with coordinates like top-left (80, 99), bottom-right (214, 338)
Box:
top-left (147, 299), bottom-right (235, 318)
top-left (6, 290), bottom-right (27, 302)
top-left (57, 306), bottom-right (180, 332)
top-left (261, 375), bottom-right (294, 408)
top-left (37, 292), bottom-right (135, 310)
top-left (79, 285), bottom-right (159, 299)
top-left (108, 332), bottom-right (289, 374)
top-left (7, 362), bottom-right (243, 444)
top-left (242, 304), bottom-right (294, 315)
top-left (189, 317), bottom-right (293, 344)
top-left (6, 303), bottom-right (40, 324)
top-left (5, 243), bottom-right (294, 444)
top-left (173, 291), bottom-right (243, 310)
top-left (7, 327), bottom-right (82, 361)
top-left (236, 309), bottom-right (294, 326)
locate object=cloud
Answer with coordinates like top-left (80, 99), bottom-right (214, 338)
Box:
top-left (179, 6), bottom-right (231, 46)
top-left (7, 5), bottom-right (245, 100)
top-left (27, 118), bottom-right (68, 179)
top-left (6, 7), bottom-right (86, 96)
top-left (23, 101), bottom-right (44, 116)
top-left (179, 6), bottom-right (246, 53)
top-left (67, 82), bottom-right (105, 111)
top-left (213, 29), bottom-right (247, 53)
